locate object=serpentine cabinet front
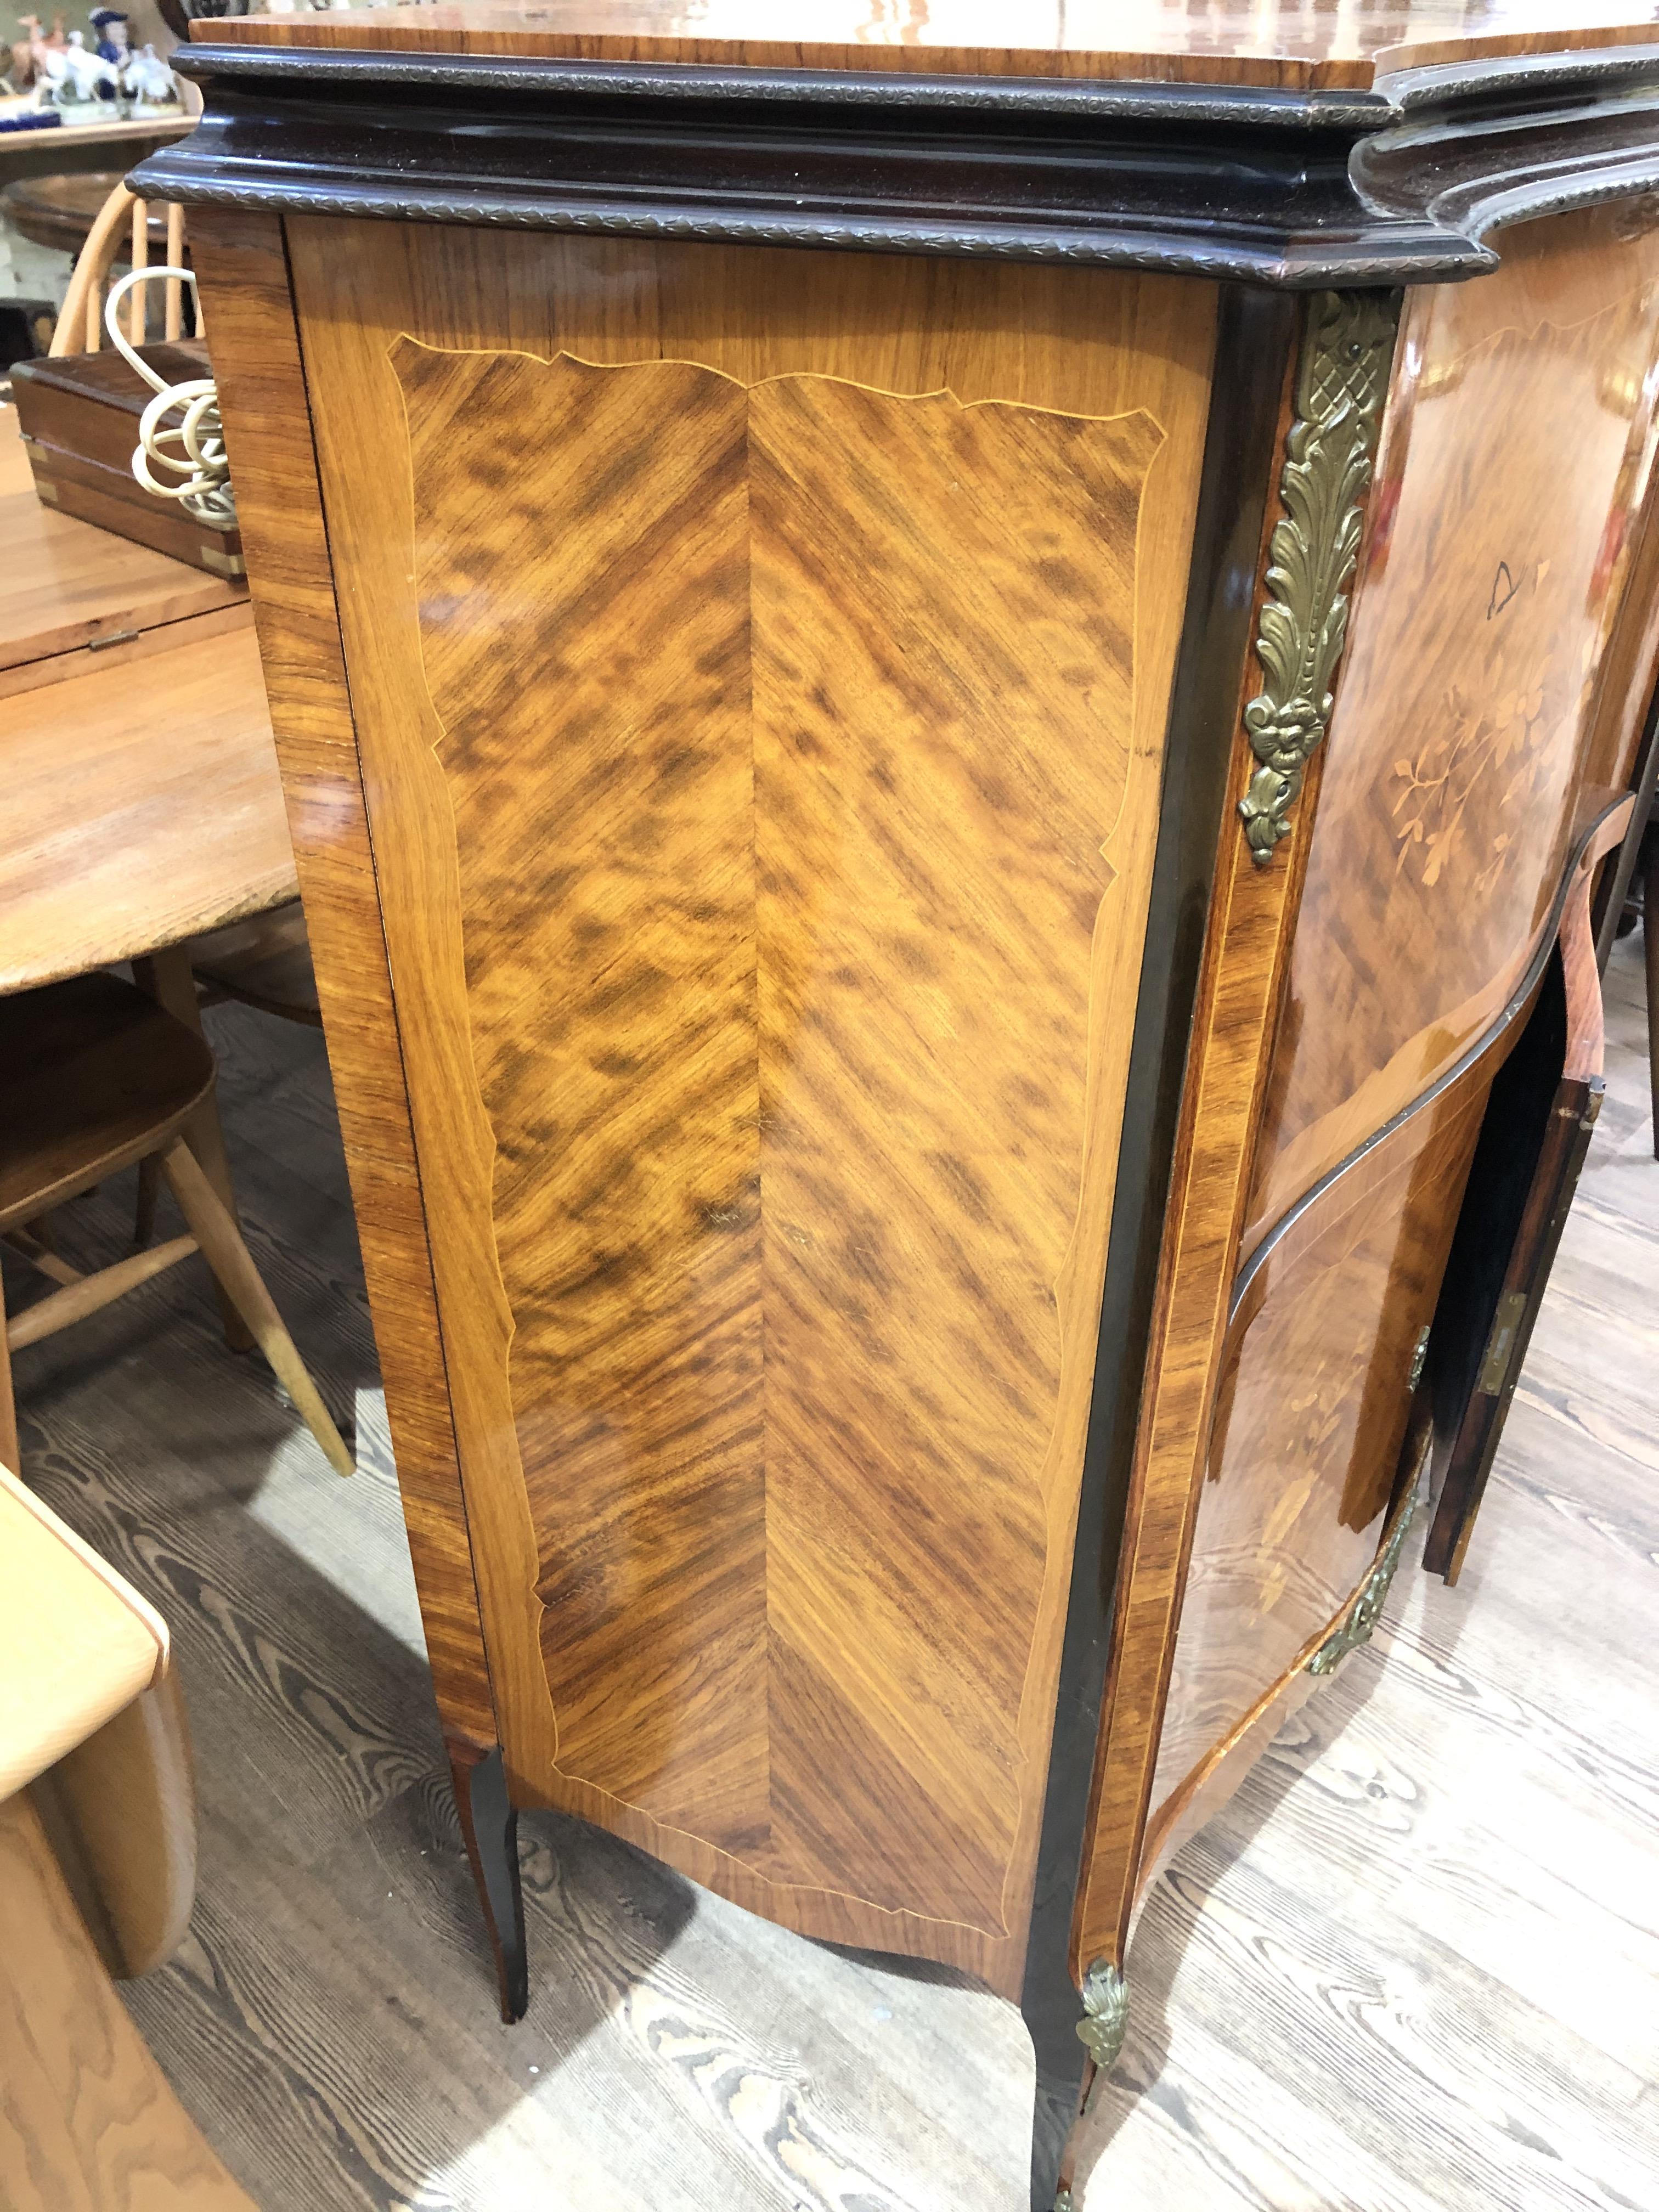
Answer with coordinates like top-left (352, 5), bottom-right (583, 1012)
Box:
top-left (1077, 200), bottom-right (1659, 2036)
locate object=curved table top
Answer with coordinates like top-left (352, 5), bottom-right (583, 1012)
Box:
top-left (0, 170), bottom-right (174, 258)
top-left (0, 622), bottom-right (297, 994)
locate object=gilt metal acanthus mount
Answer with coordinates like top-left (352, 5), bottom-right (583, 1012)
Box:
top-left (1239, 289), bottom-right (1401, 865)
top-left (1049, 1963), bottom-right (1131, 2206)
top-left (1075, 1957), bottom-right (1129, 2070)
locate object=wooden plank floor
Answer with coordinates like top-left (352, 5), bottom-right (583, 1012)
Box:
top-left (4, 930), bottom-right (1656, 2212)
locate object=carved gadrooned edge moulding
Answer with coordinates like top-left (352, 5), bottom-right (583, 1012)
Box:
top-left (1239, 289), bottom-right (1401, 865)
top-left (111, 174), bottom-right (1466, 285)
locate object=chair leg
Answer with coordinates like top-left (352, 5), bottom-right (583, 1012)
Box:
top-left (157, 1139), bottom-right (353, 1479)
top-left (132, 948), bottom-right (255, 1353)
top-left (1643, 831), bottom-right (1658, 1160)
top-left (134, 1156), bottom-right (161, 1250)
top-left (0, 1270), bottom-right (17, 1476)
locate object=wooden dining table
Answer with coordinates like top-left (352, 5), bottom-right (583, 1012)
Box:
top-left (0, 402), bottom-right (298, 1338)
top-left (1, 402), bottom-right (296, 986)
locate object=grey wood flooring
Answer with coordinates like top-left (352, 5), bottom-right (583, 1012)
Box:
top-left (4, 934), bottom-right (1656, 2212)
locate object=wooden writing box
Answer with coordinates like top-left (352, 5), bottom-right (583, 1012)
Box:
top-left (12, 343), bottom-right (245, 579)
top-left (138, 4), bottom-right (1659, 2201)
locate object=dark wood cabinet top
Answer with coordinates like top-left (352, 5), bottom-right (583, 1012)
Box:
top-left (140, 3), bottom-right (1659, 288)
top-left (202, 1), bottom-right (1659, 91)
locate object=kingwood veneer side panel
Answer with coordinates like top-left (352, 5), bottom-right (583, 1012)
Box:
top-left (285, 216), bottom-right (1217, 1990)
top-left (1067, 430), bottom-right (1318, 1978)
top-left (185, 209), bottom-right (496, 1751)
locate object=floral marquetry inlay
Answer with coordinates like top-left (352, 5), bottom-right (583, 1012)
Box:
top-left (1390, 670), bottom-right (1554, 894)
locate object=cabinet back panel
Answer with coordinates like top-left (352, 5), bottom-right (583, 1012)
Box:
top-left (287, 219), bottom-right (1215, 1987)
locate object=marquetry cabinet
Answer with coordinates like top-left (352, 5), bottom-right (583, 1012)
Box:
top-left (141, 7), bottom-right (1659, 2203)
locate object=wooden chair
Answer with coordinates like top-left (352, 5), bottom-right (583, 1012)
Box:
top-left (44, 175), bottom-right (328, 1210)
top-left (1, 1459), bottom-right (256, 2209)
top-left (49, 177), bottom-right (193, 357)
top-left (134, 908), bottom-right (325, 1250)
top-left (188, 900), bottom-right (323, 1030)
top-left (0, 970), bottom-right (352, 1480)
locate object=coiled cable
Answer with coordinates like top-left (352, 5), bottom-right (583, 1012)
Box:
top-left (103, 266), bottom-right (236, 531)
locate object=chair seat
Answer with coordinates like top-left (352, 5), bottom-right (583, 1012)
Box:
top-left (189, 900), bottom-right (321, 1026)
top-left (0, 973), bottom-right (213, 1233)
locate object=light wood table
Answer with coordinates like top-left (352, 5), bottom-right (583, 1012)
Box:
top-left (0, 623), bottom-right (296, 995)
top-left (0, 403), bottom-right (297, 1343)
top-left (0, 401), bottom-right (295, 1005)
top-left (0, 396), bottom-right (294, 981)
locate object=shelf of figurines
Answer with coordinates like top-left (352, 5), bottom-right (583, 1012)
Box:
top-left (2, 12), bottom-right (183, 138)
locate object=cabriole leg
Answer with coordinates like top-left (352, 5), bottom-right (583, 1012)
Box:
top-left (447, 1739), bottom-right (528, 2024)
top-left (1025, 1957), bottom-right (1128, 2210)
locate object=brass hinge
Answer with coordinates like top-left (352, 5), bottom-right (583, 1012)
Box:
top-left (1477, 1289), bottom-right (1527, 1396)
top-left (1408, 1322), bottom-right (1431, 1391)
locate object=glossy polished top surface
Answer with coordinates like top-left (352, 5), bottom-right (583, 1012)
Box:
top-left (210, 1), bottom-right (1659, 89)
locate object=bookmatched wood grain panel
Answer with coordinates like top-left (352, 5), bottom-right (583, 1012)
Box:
top-left (286, 218), bottom-right (1215, 1989)
top-left (1244, 202), bottom-right (1659, 1254)
top-left (183, 210), bottom-right (496, 1752)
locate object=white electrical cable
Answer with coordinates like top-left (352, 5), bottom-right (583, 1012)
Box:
top-left (103, 266), bottom-right (236, 530)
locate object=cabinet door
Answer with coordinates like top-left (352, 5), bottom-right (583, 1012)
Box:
top-left (285, 216), bottom-right (1217, 1994)
top-left (1424, 802), bottom-right (1627, 1581)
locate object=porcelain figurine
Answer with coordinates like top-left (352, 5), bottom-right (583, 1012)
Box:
top-left (122, 41), bottom-right (174, 108)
